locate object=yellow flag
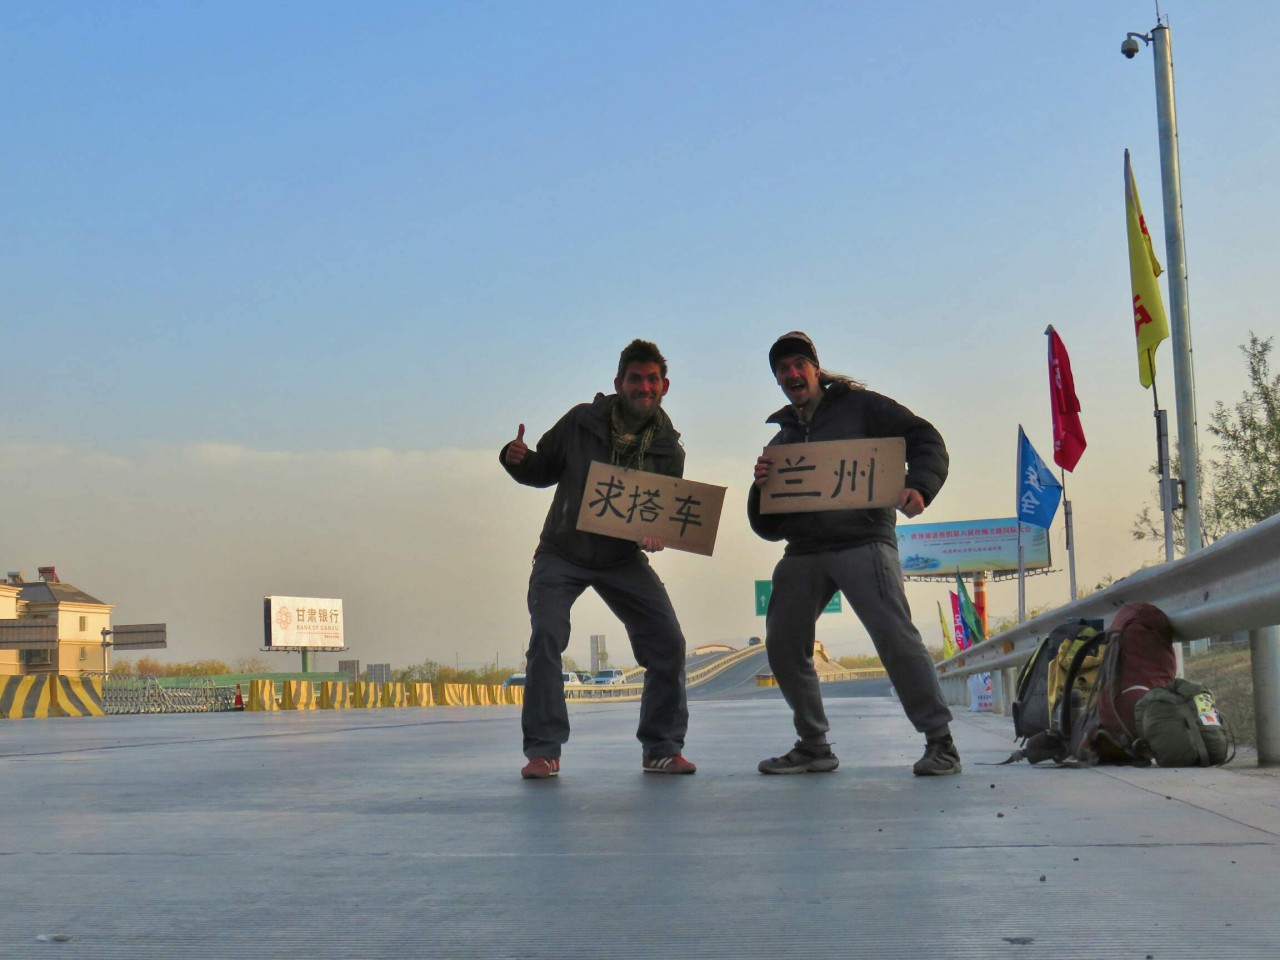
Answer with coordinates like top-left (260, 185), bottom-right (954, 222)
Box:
top-left (938, 600), bottom-right (957, 659)
top-left (1125, 149), bottom-right (1170, 389)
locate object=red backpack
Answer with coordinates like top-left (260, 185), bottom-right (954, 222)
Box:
top-left (1069, 601), bottom-right (1178, 764)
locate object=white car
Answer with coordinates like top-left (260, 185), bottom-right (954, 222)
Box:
top-left (592, 669), bottom-right (626, 685)
top-left (562, 671), bottom-right (583, 686)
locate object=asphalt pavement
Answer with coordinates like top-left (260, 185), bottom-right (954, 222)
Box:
top-left (3, 676), bottom-right (1280, 959)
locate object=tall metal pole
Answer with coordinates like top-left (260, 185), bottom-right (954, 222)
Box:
top-left (1149, 23), bottom-right (1204, 554)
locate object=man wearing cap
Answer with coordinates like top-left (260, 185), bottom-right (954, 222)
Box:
top-left (500, 338), bottom-right (696, 780)
top-left (748, 331), bottom-right (958, 776)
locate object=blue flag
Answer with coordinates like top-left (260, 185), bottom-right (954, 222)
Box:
top-left (1017, 426), bottom-right (1063, 530)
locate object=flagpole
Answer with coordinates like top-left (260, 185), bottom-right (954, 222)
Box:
top-left (1061, 468), bottom-right (1078, 601)
top-left (1123, 22), bottom-right (1203, 553)
top-left (1149, 368), bottom-right (1177, 563)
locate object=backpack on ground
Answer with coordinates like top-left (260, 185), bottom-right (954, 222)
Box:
top-left (1135, 679), bottom-right (1235, 767)
top-left (1011, 618), bottom-right (1103, 742)
top-left (1010, 602), bottom-right (1177, 766)
top-left (1065, 601), bottom-right (1178, 765)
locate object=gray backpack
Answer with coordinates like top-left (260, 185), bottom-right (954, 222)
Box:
top-left (1134, 679), bottom-right (1234, 767)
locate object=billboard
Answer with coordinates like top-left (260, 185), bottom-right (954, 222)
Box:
top-left (897, 518), bottom-right (1050, 576)
top-left (263, 596), bottom-right (346, 650)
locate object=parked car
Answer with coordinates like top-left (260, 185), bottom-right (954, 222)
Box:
top-left (562, 671), bottom-right (583, 686)
top-left (592, 668), bottom-right (626, 685)
top-left (502, 673), bottom-right (526, 689)
top-left (576, 672), bottom-right (593, 684)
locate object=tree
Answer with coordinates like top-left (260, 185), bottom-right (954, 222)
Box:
top-left (1134, 333), bottom-right (1280, 551)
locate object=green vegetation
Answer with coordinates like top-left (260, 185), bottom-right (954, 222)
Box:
top-left (1136, 333), bottom-right (1280, 551)
top-left (1182, 643), bottom-right (1255, 748)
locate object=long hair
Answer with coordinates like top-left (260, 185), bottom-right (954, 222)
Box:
top-left (817, 367), bottom-right (865, 390)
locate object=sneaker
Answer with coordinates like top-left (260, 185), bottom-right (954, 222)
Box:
top-left (520, 756), bottom-right (560, 779)
top-left (758, 742), bottom-right (839, 775)
top-left (642, 753), bottom-right (697, 774)
top-left (913, 736), bottom-right (962, 776)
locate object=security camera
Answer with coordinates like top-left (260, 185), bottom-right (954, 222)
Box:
top-left (1121, 36), bottom-right (1141, 59)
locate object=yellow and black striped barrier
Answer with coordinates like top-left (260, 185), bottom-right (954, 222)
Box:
top-left (53, 676), bottom-right (106, 717)
top-left (247, 679), bottom-right (278, 711)
top-left (1, 675), bottom-right (55, 719)
top-left (319, 681), bottom-right (350, 709)
top-left (380, 683), bottom-right (408, 708)
top-left (352, 682), bottom-right (381, 709)
top-left (280, 681), bottom-right (317, 710)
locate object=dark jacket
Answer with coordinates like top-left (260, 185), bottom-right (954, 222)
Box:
top-left (500, 393), bottom-right (685, 569)
top-left (747, 381), bottom-right (948, 555)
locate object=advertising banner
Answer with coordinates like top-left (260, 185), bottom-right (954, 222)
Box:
top-left (898, 518), bottom-right (1050, 576)
top-left (264, 596), bottom-right (345, 650)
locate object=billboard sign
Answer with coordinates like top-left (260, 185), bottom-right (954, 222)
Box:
top-left (264, 596), bottom-right (345, 650)
top-left (897, 518), bottom-right (1050, 576)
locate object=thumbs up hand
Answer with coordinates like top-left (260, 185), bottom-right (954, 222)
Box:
top-left (504, 424), bottom-right (529, 466)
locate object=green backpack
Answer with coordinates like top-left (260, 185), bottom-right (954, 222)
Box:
top-left (1134, 679), bottom-right (1235, 767)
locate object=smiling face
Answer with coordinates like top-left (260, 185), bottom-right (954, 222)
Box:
top-left (775, 355), bottom-right (821, 415)
top-left (614, 360), bottom-right (669, 425)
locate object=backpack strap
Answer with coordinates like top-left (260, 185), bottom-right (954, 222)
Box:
top-left (1056, 632), bottom-right (1106, 743)
top-left (1177, 700), bottom-right (1211, 766)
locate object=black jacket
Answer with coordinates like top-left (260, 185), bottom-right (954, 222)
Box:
top-left (747, 381), bottom-right (948, 555)
top-left (500, 394), bottom-right (685, 569)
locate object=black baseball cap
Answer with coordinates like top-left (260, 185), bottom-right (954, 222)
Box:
top-left (769, 331), bottom-right (819, 371)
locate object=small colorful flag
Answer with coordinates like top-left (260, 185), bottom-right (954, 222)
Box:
top-left (1125, 149), bottom-right (1170, 389)
top-left (955, 572), bottom-right (986, 647)
top-left (938, 600), bottom-right (957, 659)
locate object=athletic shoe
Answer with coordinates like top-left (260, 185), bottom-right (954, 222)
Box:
top-left (520, 757), bottom-right (560, 779)
top-left (757, 742), bottom-right (839, 774)
top-left (642, 753), bottom-right (697, 774)
top-left (912, 736), bottom-right (962, 776)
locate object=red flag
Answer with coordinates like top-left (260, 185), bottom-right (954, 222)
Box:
top-left (1046, 325), bottom-right (1086, 472)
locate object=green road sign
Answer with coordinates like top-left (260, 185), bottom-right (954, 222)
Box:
top-left (754, 580), bottom-right (842, 616)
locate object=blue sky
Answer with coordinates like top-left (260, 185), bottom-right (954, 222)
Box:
top-left (4, 2), bottom-right (1278, 669)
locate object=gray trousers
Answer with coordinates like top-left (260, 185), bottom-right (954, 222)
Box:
top-left (523, 552), bottom-right (689, 760)
top-left (765, 542), bottom-right (952, 748)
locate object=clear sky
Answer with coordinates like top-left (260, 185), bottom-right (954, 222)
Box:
top-left (5, 2), bottom-right (1277, 671)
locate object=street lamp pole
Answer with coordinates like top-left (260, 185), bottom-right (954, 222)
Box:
top-left (1125, 21), bottom-right (1204, 555)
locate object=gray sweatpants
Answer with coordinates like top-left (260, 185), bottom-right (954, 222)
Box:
top-left (523, 552), bottom-right (689, 760)
top-left (765, 541), bottom-right (952, 748)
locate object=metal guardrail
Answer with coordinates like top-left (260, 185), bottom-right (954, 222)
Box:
top-left (934, 513), bottom-right (1280, 761)
top-left (936, 513), bottom-right (1280, 679)
top-left (567, 645), bottom-right (766, 700)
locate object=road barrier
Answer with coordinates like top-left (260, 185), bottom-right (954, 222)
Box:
top-left (0, 675), bottom-right (55, 718)
top-left (53, 676), bottom-right (106, 717)
top-left (280, 681), bottom-right (317, 710)
top-left (247, 679), bottom-right (278, 712)
top-left (935, 513), bottom-right (1280, 760)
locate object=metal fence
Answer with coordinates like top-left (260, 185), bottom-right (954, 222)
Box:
top-left (85, 673), bottom-right (234, 714)
top-left (933, 512), bottom-right (1280, 760)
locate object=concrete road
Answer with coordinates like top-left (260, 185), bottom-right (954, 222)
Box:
top-left (3, 689), bottom-right (1279, 959)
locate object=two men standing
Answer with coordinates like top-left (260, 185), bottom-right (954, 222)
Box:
top-left (501, 331), bottom-right (957, 779)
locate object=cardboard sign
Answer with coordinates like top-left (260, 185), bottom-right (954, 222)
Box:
top-left (576, 462), bottom-right (726, 556)
top-left (758, 438), bottom-right (905, 514)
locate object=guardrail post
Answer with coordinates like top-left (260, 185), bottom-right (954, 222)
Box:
top-left (1250, 625), bottom-right (1280, 764)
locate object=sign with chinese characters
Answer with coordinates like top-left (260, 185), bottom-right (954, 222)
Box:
top-left (897, 519), bottom-right (1050, 576)
top-left (754, 580), bottom-right (841, 616)
top-left (263, 596), bottom-right (346, 650)
top-left (576, 462), bottom-right (726, 556)
top-left (758, 438), bottom-right (905, 514)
